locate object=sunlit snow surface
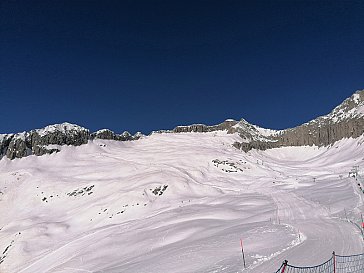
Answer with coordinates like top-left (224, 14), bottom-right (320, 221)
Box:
top-left (1, 132), bottom-right (364, 273)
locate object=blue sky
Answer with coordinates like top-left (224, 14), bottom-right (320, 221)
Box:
top-left (1, 1), bottom-right (364, 134)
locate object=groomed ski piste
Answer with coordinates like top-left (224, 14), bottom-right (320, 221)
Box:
top-left (1, 131), bottom-right (364, 273)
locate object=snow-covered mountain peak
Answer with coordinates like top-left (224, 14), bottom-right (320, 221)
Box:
top-left (234, 119), bottom-right (280, 136)
top-left (95, 128), bottom-right (112, 134)
top-left (34, 122), bottom-right (89, 137)
top-left (328, 89), bottom-right (364, 122)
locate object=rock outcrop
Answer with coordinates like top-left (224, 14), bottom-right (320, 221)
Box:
top-left (172, 119), bottom-right (239, 133)
top-left (91, 129), bottom-right (117, 140)
top-left (5, 134), bottom-right (31, 159)
top-left (90, 129), bottom-right (143, 141)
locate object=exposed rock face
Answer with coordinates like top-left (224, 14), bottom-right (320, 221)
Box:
top-left (32, 145), bottom-right (60, 157)
top-left (0, 123), bottom-right (143, 160)
top-left (172, 120), bottom-right (238, 133)
top-left (90, 129), bottom-right (143, 141)
top-left (132, 132), bottom-right (144, 140)
top-left (234, 90), bottom-right (364, 151)
top-left (29, 123), bottom-right (90, 158)
top-left (273, 118), bottom-right (364, 147)
top-left (120, 131), bottom-right (132, 140)
top-left (152, 120), bottom-right (239, 134)
top-left (30, 123), bottom-right (90, 146)
top-left (154, 90), bottom-right (364, 152)
top-left (6, 134), bottom-right (30, 159)
top-left (0, 135), bottom-right (12, 157)
top-left (1, 123), bottom-right (90, 160)
top-left (91, 129), bottom-right (118, 140)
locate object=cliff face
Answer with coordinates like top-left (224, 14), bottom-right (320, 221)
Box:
top-left (2, 123), bottom-right (90, 160)
top-left (274, 118), bottom-right (364, 146)
top-left (172, 120), bottom-right (239, 133)
top-left (0, 123), bottom-right (143, 160)
top-left (234, 90), bottom-right (364, 151)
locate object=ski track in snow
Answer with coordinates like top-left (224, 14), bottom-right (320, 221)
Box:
top-left (0, 132), bottom-right (364, 273)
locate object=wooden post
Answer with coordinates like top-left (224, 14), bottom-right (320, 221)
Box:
top-left (240, 239), bottom-right (246, 269)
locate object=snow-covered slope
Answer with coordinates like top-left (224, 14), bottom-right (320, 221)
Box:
top-left (1, 130), bottom-right (364, 273)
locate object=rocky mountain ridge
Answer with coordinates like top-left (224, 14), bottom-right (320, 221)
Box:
top-left (234, 90), bottom-right (364, 151)
top-left (1, 90), bottom-right (363, 160)
top-left (0, 124), bottom-right (142, 160)
top-left (154, 90), bottom-right (364, 151)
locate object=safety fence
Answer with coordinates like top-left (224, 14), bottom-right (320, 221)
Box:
top-left (274, 252), bottom-right (364, 273)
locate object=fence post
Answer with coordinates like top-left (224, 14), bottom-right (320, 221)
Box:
top-left (333, 251), bottom-right (336, 273)
top-left (281, 260), bottom-right (288, 273)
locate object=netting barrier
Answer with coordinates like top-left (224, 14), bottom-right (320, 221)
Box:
top-left (336, 253), bottom-right (364, 272)
top-left (272, 175), bottom-right (364, 272)
top-left (274, 252), bottom-right (364, 273)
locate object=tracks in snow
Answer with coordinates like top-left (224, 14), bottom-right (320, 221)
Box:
top-left (248, 188), bottom-right (364, 272)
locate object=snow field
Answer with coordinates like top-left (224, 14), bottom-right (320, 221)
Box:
top-left (0, 132), bottom-right (363, 272)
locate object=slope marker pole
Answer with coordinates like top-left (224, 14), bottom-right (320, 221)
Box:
top-left (333, 251), bottom-right (336, 273)
top-left (240, 238), bottom-right (246, 269)
top-left (281, 260), bottom-right (288, 273)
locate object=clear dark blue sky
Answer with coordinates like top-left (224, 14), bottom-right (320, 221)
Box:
top-left (1, 1), bottom-right (364, 134)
